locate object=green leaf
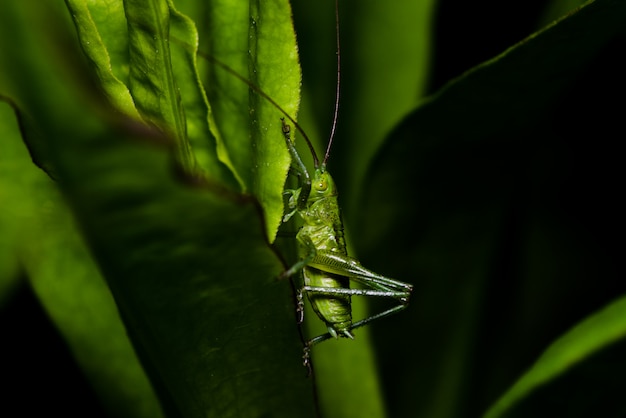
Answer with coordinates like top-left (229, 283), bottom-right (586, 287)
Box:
top-left (198, 0), bottom-right (299, 241)
top-left (0, 99), bottom-right (163, 417)
top-left (166, 7), bottom-right (241, 188)
top-left (66, 0), bottom-right (132, 87)
top-left (66, 0), bottom-right (239, 189)
top-left (355, 0), bottom-right (626, 417)
top-left (23, 194), bottom-right (166, 418)
top-left (5, 0), bottom-right (296, 241)
top-left (484, 295), bottom-right (626, 418)
top-left (123, 0), bottom-right (194, 169)
top-left (54, 116), bottom-right (312, 418)
top-left (1, 1), bottom-right (315, 417)
top-left (65, 0), bottom-right (139, 118)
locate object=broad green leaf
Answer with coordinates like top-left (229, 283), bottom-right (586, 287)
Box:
top-left (65, 0), bottom-right (139, 118)
top-left (199, 0), bottom-right (299, 241)
top-left (84, 0), bottom-right (301, 242)
top-left (356, 0), bottom-right (626, 417)
top-left (55, 116), bottom-right (312, 418)
top-left (360, 0), bottom-right (626, 249)
top-left (0, 2), bottom-right (315, 417)
top-left (23, 187), bottom-right (166, 418)
top-left (66, 0), bottom-right (239, 189)
top-left (0, 100), bottom-right (163, 418)
top-left (166, 7), bottom-right (241, 189)
top-left (65, 0), bottom-right (132, 87)
top-left (484, 294), bottom-right (626, 418)
top-left (123, 0), bottom-right (194, 169)
top-left (342, 0), bottom-right (436, 213)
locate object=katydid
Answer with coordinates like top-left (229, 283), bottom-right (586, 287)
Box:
top-left (277, 0), bottom-right (413, 367)
top-left (280, 118), bottom-right (413, 367)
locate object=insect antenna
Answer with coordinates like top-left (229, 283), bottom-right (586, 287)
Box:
top-left (194, 49), bottom-right (320, 168)
top-left (322, 0), bottom-right (341, 168)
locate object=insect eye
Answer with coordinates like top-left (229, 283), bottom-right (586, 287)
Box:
top-left (315, 178), bottom-right (328, 191)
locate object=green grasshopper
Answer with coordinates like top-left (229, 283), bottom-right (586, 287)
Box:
top-left (276, 0), bottom-right (413, 367)
top-left (279, 117), bottom-right (413, 366)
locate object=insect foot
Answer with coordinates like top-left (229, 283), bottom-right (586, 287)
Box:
top-left (303, 345), bottom-right (313, 376)
top-left (296, 289), bottom-right (305, 324)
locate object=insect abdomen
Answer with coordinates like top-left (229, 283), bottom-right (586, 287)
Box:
top-left (303, 267), bottom-right (352, 335)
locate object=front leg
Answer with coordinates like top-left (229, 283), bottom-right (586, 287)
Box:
top-left (282, 188), bottom-right (300, 222)
top-left (281, 118), bottom-right (311, 211)
top-left (278, 232), bottom-right (316, 280)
